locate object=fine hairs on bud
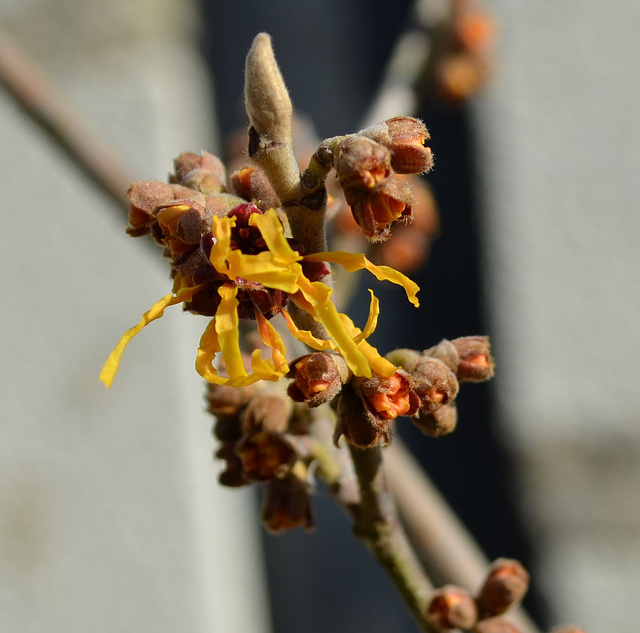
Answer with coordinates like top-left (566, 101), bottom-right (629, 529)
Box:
top-left (244, 33), bottom-right (293, 143)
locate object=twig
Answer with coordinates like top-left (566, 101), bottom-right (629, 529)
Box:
top-left (386, 439), bottom-right (543, 633)
top-left (348, 445), bottom-right (438, 633)
top-left (0, 29), bottom-right (132, 214)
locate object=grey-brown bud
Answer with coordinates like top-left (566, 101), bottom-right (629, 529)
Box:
top-left (260, 470), bottom-right (314, 534)
top-left (413, 403), bottom-right (458, 437)
top-left (426, 585), bottom-right (478, 631)
top-left (477, 558), bottom-right (530, 617)
top-left (334, 135), bottom-right (392, 189)
top-left (451, 335), bottom-right (495, 382)
top-left (411, 357), bottom-right (460, 415)
top-left (286, 353), bottom-right (346, 408)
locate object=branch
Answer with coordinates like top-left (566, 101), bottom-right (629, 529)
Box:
top-left (0, 29), bottom-right (132, 214)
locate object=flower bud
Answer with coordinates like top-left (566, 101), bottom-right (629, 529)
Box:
top-left (229, 165), bottom-right (281, 210)
top-left (235, 430), bottom-right (297, 481)
top-left (342, 177), bottom-right (414, 242)
top-left (334, 135), bottom-right (392, 189)
top-left (474, 619), bottom-right (522, 633)
top-left (477, 558), bottom-right (530, 617)
top-left (172, 150), bottom-right (227, 190)
top-left (356, 370), bottom-right (419, 421)
top-left (426, 585), bottom-right (478, 631)
top-left (334, 387), bottom-right (391, 448)
top-left (384, 116), bottom-right (434, 174)
top-left (423, 339), bottom-right (460, 373)
top-left (451, 336), bottom-right (494, 382)
top-left (215, 443), bottom-right (248, 488)
top-left (242, 392), bottom-right (293, 434)
top-left (411, 357), bottom-right (459, 415)
top-left (286, 353), bottom-right (345, 408)
top-left (549, 627), bottom-right (586, 633)
top-left (260, 470), bottom-right (314, 534)
top-left (206, 382), bottom-right (258, 419)
top-left (413, 403), bottom-right (458, 438)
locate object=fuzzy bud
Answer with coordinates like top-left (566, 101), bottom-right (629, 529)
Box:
top-left (413, 403), bottom-right (458, 438)
top-left (229, 165), bottom-right (281, 210)
top-left (242, 392), bottom-right (293, 434)
top-left (411, 357), bottom-right (460, 415)
top-left (384, 116), bottom-right (434, 174)
top-left (235, 430), bottom-right (297, 481)
top-left (423, 339), bottom-right (460, 373)
top-left (334, 387), bottom-right (391, 448)
top-left (451, 336), bottom-right (495, 382)
top-left (477, 559), bottom-right (530, 617)
top-left (356, 370), bottom-right (419, 421)
top-left (426, 585), bottom-right (478, 631)
top-left (260, 470), bottom-right (314, 534)
top-left (172, 151), bottom-right (227, 194)
top-left (206, 382), bottom-right (257, 419)
top-left (474, 619), bottom-right (523, 633)
top-left (286, 353), bottom-right (346, 408)
top-left (334, 135), bottom-right (392, 189)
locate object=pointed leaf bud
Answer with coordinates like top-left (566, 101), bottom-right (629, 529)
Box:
top-left (477, 558), bottom-right (530, 617)
top-left (426, 585), bottom-right (478, 631)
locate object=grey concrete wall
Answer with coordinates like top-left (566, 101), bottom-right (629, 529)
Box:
top-left (0, 1), bottom-right (270, 632)
top-left (475, 2), bottom-right (640, 630)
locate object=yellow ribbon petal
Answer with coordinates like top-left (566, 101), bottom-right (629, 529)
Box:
top-left (210, 215), bottom-right (235, 274)
top-left (304, 251), bottom-right (420, 307)
top-left (214, 284), bottom-right (247, 381)
top-left (100, 283), bottom-right (202, 388)
top-left (254, 310), bottom-right (289, 375)
top-left (250, 209), bottom-right (302, 266)
top-left (281, 309), bottom-right (334, 351)
top-left (354, 289), bottom-right (380, 343)
top-left (226, 249), bottom-right (301, 293)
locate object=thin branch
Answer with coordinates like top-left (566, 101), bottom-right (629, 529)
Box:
top-left (348, 444), bottom-right (438, 633)
top-left (386, 439), bottom-right (543, 633)
top-left (0, 29), bottom-right (133, 214)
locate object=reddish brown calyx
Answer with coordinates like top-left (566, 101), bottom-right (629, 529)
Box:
top-left (286, 353), bottom-right (344, 408)
top-left (358, 370), bottom-right (419, 421)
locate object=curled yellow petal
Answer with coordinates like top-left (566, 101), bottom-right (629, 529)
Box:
top-left (281, 309), bottom-right (334, 351)
top-left (354, 289), bottom-right (380, 343)
top-left (226, 249), bottom-right (301, 293)
top-left (100, 284), bottom-right (203, 388)
top-left (304, 251), bottom-right (420, 307)
top-left (254, 310), bottom-right (289, 375)
top-left (210, 215), bottom-right (235, 274)
top-left (214, 284), bottom-right (246, 381)
top-left (250, 209), bottom-right (301, 265)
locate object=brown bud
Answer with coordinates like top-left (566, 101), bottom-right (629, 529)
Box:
top-left (212, 416), bottom-right (243, 443)
top-left (356, 370), bottom-right (419, 421)
top-left (156, 201), bottom-right (211, 254)
top-left (477, 559), bottom-right (530, 617)
top-left (206, 382), bottom-right (257, 419)
top-left (229, 165), bottom-right (281, 210)
top-left (172, 151), bottom-right (227, 194)
top-left (474, 618), bottom-right (523, 633)
top-left (384, 116), bottom-right (434, 174)
top-left (334, 135), bottom-right (392, 189)
top-left (411, 357), bottom-right (460, 415)
top-left (413, 403), bottom-right (458, 437)
top-left (260, 470), bottom-right (314, 534)
top-left (286, 353), bottom-right (345, 408)
top-left (215, 443), bottom-right (248, 488)
top-left (334, 386), bottom-right (391, 448)
top-left (235, 430), bottom-right (297, 481)
top-left (426, 585), bottom-right (478, 631)
top-left (242, 392), bottom-right (293, 434)
top-left (423, 339), bottom-right (460, 373)
top-left (342, 177), bottom-right (414, 242)
top-left (451, 336), bottom-right (495, 382)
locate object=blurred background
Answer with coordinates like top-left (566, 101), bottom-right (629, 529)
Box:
top-left (1, 1), bottom-right (639, 632)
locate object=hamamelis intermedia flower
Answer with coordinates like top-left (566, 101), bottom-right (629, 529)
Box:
top-left (101, 204), bottom-right (419, 389)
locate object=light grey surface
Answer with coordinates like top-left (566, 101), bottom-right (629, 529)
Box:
top-left (475, 1), bottom-right (640, 630)
top-left (0, 2), bottom-right (270, 632)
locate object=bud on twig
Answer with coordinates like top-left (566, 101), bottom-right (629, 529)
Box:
top-left (334, 385), bottom-right (391, 448)
top-left (477, 558), bottom-right (530, 617)
top-left (261, 469), bottom-right (314, 534)
top-left (426, 585), bottom-right (478, 631)
top-left (286, 353), bottom-right (347, 408)
top-left (171, 151), bottom-right (227, 194)
top-left (411, 357), bottom-right (460, 415)
top-left (356, 370), bottom-right (419, 421)
top-left (451, 335), bottom-right (495, 382)
top-left (413, 403), bottom-right (458, 437)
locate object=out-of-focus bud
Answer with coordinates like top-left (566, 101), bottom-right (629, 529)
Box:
top-left (334, 135), bottom-right (392, 189)
top-left (549, 627), bottom-right (586, 633)
top-left (172, 150), bottom-right (227, 195)
top-left (242, 392), bottom-right (293, 434)
top-left (477, 558), bottom-right (530, 617)
top-left (334, 387), bottom-right (391, 448)
top-left (356, 370), bottom-right (419, 421)
top-left (451, 335), bottom-right (494, 382)
top-left (260, 469), bottom-right (314, 534)
top-left (206, 382), bottom-right (258, 419)
top-left (423, 339), bottom-right (460, 373)
top-left (126, 181), bottom-right (202, 237)
top-left (342, 177), bottom-right (414, 242)
top-left (215, 443), bottom-right (248, 488)
top-left (229, 165), bottom-right (281, 210)
top-left (384, 116), bottom-right (434, 174)
top-left (436, 53), bottom-right (488, 104)
top-left (410, 357), bottom-right (460, 415)
top-left (235, 430), bottom-right (297, 481)
top-left (286, 353), bottom-right (346, 408)
top-left (413, 403), bottom-right (458, 438)
top-left (426, 585), bottom-right (478, 631)
top-left (474, 618), bottom-right (523, 633)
